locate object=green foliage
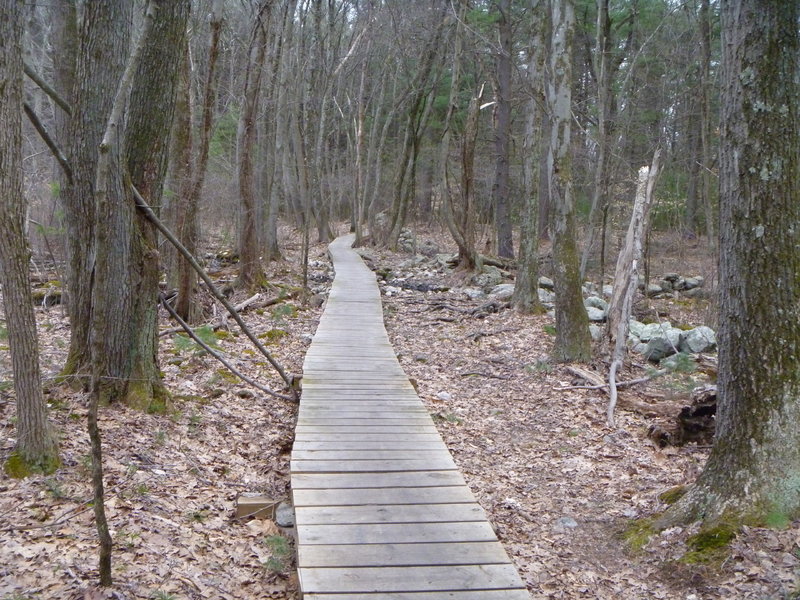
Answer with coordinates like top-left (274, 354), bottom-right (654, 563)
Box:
top-left (4, 450), bottom-right (59, 478)
top-left (271, 303), bottom-right (297, 322)
top-left (263, 534), bottom-right (291, 574)
top-left (209, 106), bottom-right (239, 165)
top-left (0, 325), bottom-right (7, 340)
top-left (764, 509), bottom-right (791, 530)
top-left (258, 328), bottom-right (288, 343)
top-left (660, 352), bottom-right (696, 374)
top-left (150, 591), bottom-right (176, 600)
top-left (173, 325), bottom-right (220, 355)
top-left (543, 324), bottom-right (557, 336)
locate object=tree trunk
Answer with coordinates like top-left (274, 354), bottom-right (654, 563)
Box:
top-left (61, 1), bottom-right (131, 382)
top-left (92, 0), bottom-right (189, 408)
top-left (659, 0), bottom-right (800, 529)
top-left (512, 3), bottom-right (546, 313)
top-left (0, 0), bottom-right (59, 476)
top-left (237, 6), bottom-right (270, 290)
top-left (548, 0), bottom-right (590, 363)
top-left (492, 0), bottom-right (514, 259)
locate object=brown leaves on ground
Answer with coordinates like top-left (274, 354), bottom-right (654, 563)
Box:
top-left (0, 236), bottom-right (331, 599)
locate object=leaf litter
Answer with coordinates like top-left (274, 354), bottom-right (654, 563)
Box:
top-left (1, 227), bottom-right (798, 599)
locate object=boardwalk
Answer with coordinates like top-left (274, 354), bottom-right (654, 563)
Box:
top-left (291, 234), bottom-right (528, 599)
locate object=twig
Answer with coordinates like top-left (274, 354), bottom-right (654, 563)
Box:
top-left (23, 61), bottom-right (72, 115)
top-left (554, 370), bottom-right (666, 392)
top-left (159, 293), bottom-right (293, 401)
top-left (23, 103), bottom-right (72, 184)
top-left (459, 371), bottom-right (511, 380)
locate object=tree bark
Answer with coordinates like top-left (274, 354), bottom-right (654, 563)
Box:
top-left (0, 0), bottom-right (59, 476)
top-left (237, 4), bottom-right (271, 290)
top-left (492, 0), bottom-right (514, 259)
top-left (61, 1), bottom-right (131, 382)
top-left (512, 4), bottom-right (546, 313)
top-left (548, 0), bottom-right (591, 363)
top-left (659, 0), bottom-right (800, 528)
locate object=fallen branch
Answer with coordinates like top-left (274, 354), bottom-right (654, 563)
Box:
top-left (130, 182), bottom-right (293, 394)
top-left (159, 293), bottom-right (293, 401)
top-left (556, 365), bottom-right (666, 392)
top-left (459, 371), bottom-right (511, 380)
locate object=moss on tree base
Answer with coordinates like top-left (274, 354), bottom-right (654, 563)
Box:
top-left (4, 450), bottom-right (60, 479)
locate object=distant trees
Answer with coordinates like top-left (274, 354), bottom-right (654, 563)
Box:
top-left (0, 0), bottom-right (59, 476)
top-left (659, 0), bottom-right (800, 529)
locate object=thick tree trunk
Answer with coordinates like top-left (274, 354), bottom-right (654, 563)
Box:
top-left (548, 0), bottom-right (591, 363)
top-left (492, 0), bottom-right (514, 259)
top-left (660, 0), bottom-right (800, 528)
top-left (93, 0), bottom-right (189, 408)
top-left (61, 1), bottom-right (130, 382)
top-left (0, 0), bottom-right (59, 475)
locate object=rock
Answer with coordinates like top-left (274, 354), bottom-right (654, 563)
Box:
top-left (309, 293), bottom-right (326, 308)
top-left (399, 255), bottom-right (427, 268)
top-left (644, 328), bottom-right (684, 361)
top-left (435, 253), bottom-right (458, 268)
top-left (584, 296), bottom-right (609, 311)
top-left (602, 284), bottom-right (613, 298)
top-left (663, 273), bottom-right (680, 282)
top-left (383, 285), bottom-right (401, 296)
top-left (646, 283), bottom-right (665, 297)
top-left (419, 239), bottom-right (440, 257)
top-left (632, 342), bottom-right (649, 355)
top-left (553, 516), bottom-right (579, 533)
top-left (538, 288), bottom-right (555, 304)
top-left (414, 354), bottom-right (430, 363)
top-left (679, 326), bottom-right (717, 353)
top-left (659, 279), bottom-right (674, 292)
top-left (683, 287), bottom-right (709, 299)
top-left (586, 306), bottom-right (606, 322)
top-left (589, 324), bottom-right (603, 342)
top-left (628, 320), bottom-right (646, 339)
top-left (236, 389), bottom-right (255, 399)
top-left (167, 358), bottom-right (183, 366)
top-left (538, 276), bottom-right (554, 290)
top-left (638, 322), bottom-right (672, 342)
top-left (684, 276), bottom-right (704, 290)
top-left (473, 265), bottom-right (504, 289)
top-left (436, 391), bottom-right (452, 401)
top-left (462, 287), bottom-right (486, 300)
top-left (276, 501), bottom-right (295, 527)
top-left (489, 283), bottom-right (515, 300)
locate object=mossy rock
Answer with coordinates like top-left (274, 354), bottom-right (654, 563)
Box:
top-left (214, 330), bottom-right (233, 340)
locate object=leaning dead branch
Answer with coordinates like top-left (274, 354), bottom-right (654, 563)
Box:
top-left (159, 293), bottom-right (293, 401)
top-left (130, 183), bottom-right (293, 392)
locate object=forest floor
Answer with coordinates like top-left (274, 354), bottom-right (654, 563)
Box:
top-left (1, 225), bottom-right (798, 600)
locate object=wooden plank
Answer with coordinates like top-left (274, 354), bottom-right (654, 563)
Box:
top-left (298, 564), bottom-right (524, 593)
top-left (297, 541), bottom-right (512, 568)
top-left (295, 426), bottom-right (439, 434)
top-left (291, 457), bottom-right (457, 473)
top-left (292, 450), bottom-right (451, 461)
top-left (297, 418), bottom-right (434, 427)
top-left (294, 503), bottom-right (487, 525)
top-left (304, 591), bottom-right (531, 600)
top-left (291, 471), bottom-right (466, 489)
top-left (294, 433), bottom-right (442, 442)
top-left (297, 521), bottom-right (498, 545)
top-left (292, 486), bottom-right (475, 507)
top-left (293, 441), bottom-right (447, 451)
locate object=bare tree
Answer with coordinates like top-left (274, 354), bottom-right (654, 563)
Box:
top-left (548, 0), bottom-right (591, 363)
top-left (0, 0), bottom-right (59, 477)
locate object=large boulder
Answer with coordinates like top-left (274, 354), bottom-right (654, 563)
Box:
top-left (538, 288), bottom-right (556, 305)
top-left (679, 326), bottom-right (717, 353)
top-left (538, 276), bottom-right (555, 290)
top-left (638, 321), bottom-right (672, 342)
top-left (473, 265), bottom-right (504, 290)
top-left (584, 296), bottom-right (609, 312)
top-left (586, 306), bottom-right (606, 322)
top-left (644, 328), bottom-right (684, 361)
top-left (489, 283), bottom-right (515, 301)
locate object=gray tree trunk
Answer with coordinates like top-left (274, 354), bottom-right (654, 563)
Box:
top-left (660, 0), bottom-right (800, 528)
top-left (492, 0), bottom-right (514, 259)
top-left (0, 0), bottom-right (59, 475)
top-left (548, 0), bottom-right (591, 363)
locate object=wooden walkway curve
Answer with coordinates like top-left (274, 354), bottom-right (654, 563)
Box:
top-left (291, 234), bottom-right (529, 599)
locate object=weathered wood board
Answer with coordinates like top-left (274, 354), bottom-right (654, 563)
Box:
top-left (289, 234), bottom-right (528, 599)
